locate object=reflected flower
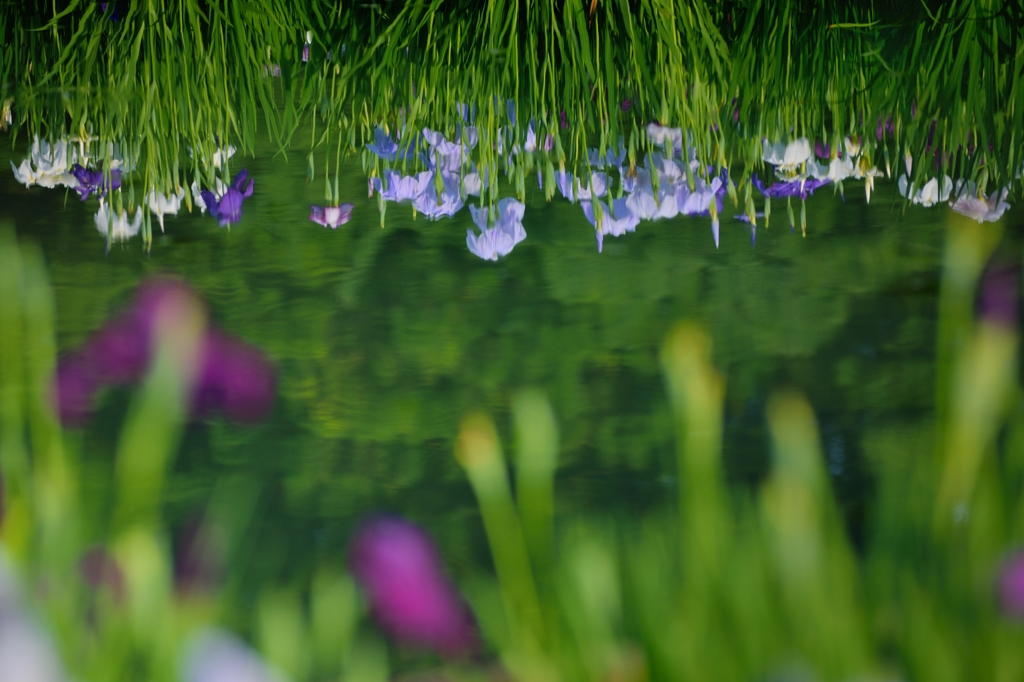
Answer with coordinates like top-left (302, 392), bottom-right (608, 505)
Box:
top-left (147, 188), bottom-right (186, 231)
top-left (348, 517), bottom-right (479, 657)
top-left (372, 170), bottom-right (432, 203)
top-left (200, 169), bottom-right (254, 227)
top-left (10, 137), bottom-right (78, 189)
top-left (183, 629), bottom-right (284, 682)
top-left (950, 182), bottom-right (1010, 223)
top-left (367, 127), bottom-right (403, 162)
top-left (762, 138), bottom-right (812, 172)
top-left (466, 198), bottom-right (527, 261)
top-left (647, 123), bottom-right (683, 155)
top-left (72, 163), bottom-right (122, 200)
top-left (94, 202), bottom-right (143, 241)
top-left (582, 197), bottom-right (639, 252)
top-left (309, 203), bottom-right (354, 229)
top-left (412, 172), bottom-right (464, 219)
top-left (191, 178), bottom-right (227, 215)
top-left (554, 170), bottom-right (608, 202)
top-left (898, 174), bottom-right (953, 207)
top-left (753, 176), bottom-right (830, 200)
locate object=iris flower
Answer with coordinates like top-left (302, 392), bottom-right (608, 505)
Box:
top-left (71, 163), bottom-right (122, 200)
top-left (582, 197), bottom-right (639, 252)
top-left (753, 176), bottom-right (830, 200)
top-left (200, 169), bottom-right (255, 227)
top-left (94, 203), bottom-right (143, 242)
top-left (898, 174), bottom-right (953, 207)
top-left (10, 137), bottom-right (78, 189)
top-left (372, 170), bottom-right (432, 203)
top-left (309, 203), bottom-right (354, 229)
top-left (466, 198), bottom-right (526, 260)
top-left (949, 182), bottom-right (1010, 223)
top-left (762, 138), bottom-right (812, 174)
top-left (554, 170), bottom-right (608, 202)
top-left (147, 188), bottom-right (186, 231)
top-left (412, 171), bottom-right (464, 219)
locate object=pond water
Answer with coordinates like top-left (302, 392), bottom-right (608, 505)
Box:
top-left (0, 136), bottom-right (955, 585)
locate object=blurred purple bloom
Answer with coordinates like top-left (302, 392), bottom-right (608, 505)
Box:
top-left (976, 260), bottom-right (1020, 329)
top-left (620, 97), bottom-right (632, 112)
top-left (348, 517), bottom-right (479, 657)
top-left (70, 163), bottom-right (121, 200)
top-left (52, 277), bottom-right (274, 427)
top-left (814, 140), bottom-right (832, 159)
top-left (200, 169), bottom-right (254, 227)
top-left (559, 110), bottom-right (569, 129)
top-left (997, 551), bottom-right (1024, 619)
top-left (190, 330), bottom-right (276, 423)
top-left (309, 204), bottom-right (354, 229)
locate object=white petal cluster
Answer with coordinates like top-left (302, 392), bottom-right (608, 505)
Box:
top-left (95, 203), bottom-right (144, 241)
top-left (10, 137), bottom-right (77, 189)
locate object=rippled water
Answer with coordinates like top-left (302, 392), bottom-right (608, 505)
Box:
top-left (1, 138), bottom-right (956, 581)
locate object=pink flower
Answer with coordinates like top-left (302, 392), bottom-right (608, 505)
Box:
top-left (309, 203), bottom-right (354, 229)
top-left (348, 517), bottom-right (479, 658)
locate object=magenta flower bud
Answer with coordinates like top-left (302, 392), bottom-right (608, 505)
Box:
top-left (348, 517), bottom-right (479, 658)
top-left (997, 551), bottom-right (1024, 618)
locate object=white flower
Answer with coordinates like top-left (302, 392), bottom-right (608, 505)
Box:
top-left (10, 136), bottom-right (78, 189)
top-left (762, 138), bottom-right (812, 171)
top-left (647, 123), bottom-right (683, 154)
top-left (147, 188), bottom-right (187, 231)
top-left (191, 178), bottom-right (228, 214)
top-left (949, 182), bottom-right (1010, 223)
top-left (898, 175), bottom-right (953, 207)
top-left (95, 203), bottom-right (143, 241)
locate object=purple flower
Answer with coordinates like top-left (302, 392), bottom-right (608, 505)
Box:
top-left (190, 330), bottom-right (276, 423)
top-left (997, 551), bottom-right (1024, 619)
top-left (70, 163), bottom-right (122, 200)
top-left (582, 197), bottom-right (639, 253)
top-left (367, 127), bottom-right (406, 162)
top-left (412, 171), bottom-right (464, 219)
top-left (372, 170), bottom-right (432, 203)
top-left (309, 204), bottom-right (354, 229)
top-left (52, 277), bottom-right (275, 427)
top-left (876, 114), bottom-right (894, 141)
top-left (753, 175), bottom-right (830, 200)
top-left (348, 517), bottom-right (479, 658)
top-left (183, 629), bottom-right (281, 682)
top-left (200, 169), bottom-right (254, 227)
top-left (466, 198), bottom-right (527, 260)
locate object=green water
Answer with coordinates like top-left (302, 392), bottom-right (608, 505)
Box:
top-left (0, 140), bottom-right (960, 582)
